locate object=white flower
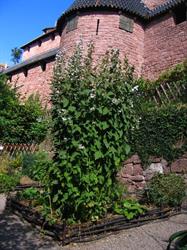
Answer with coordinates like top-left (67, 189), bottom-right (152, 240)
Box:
top-left (112, 98), bottom-right (118, 104)
top-left (0, 145), bottom-right (4, 151)
top-left (79, 144), bottom-right (85, 149)
top-left (90, 107), bottom-right (95, 111)
top-left (132, 85), bottom-right (139, 92)
top-left (90, 93), bottom-right (95, 99)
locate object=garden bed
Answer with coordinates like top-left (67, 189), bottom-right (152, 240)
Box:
top-left (9, 198), bottom-right (181, 246)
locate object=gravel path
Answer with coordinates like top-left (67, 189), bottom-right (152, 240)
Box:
top-left (0, 195), bottom-right (187, 250)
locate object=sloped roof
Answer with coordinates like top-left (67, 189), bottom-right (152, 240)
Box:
top-left (149, 0), bottom-right (186, 17)
top-left (66, 0), bottom-right (149, 17)
top-left (21, 28), bottom-right (56, 49)
top-left (3, 48), bottom-right (59, 75)
top-left (57, 0), bottom-right (186, 23)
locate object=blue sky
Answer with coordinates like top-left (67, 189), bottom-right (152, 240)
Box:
top-left (0, 0), bottom-right (74, 65)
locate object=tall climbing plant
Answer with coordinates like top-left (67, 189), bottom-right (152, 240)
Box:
top-left (49, 44), bottom-right (137, 222)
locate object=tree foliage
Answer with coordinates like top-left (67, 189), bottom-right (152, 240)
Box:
top-left (48, 43), bottom-right (137, 222)
top-left (0, 75), bottom-right (48, 143)
top-left (11, 47), bottom-right (22, 64)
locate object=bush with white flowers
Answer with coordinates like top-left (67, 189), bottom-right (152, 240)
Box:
top-left (48, 43), bottom-right (137, 222)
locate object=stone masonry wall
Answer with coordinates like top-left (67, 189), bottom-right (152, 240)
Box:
top-left (22, 34), bottom-right (60, 61)
top-left (117, 153), bottom-right (187, 194)
top-left (8, 10), bottom-right (187, 103)
top-left (60, 11), bottom-right (145, 77)
top-left (143, 13), bottom-right (187, 79)
top-left (11, 61), bottom-right (54, 106)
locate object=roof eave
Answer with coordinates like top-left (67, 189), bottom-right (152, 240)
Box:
top-left (21, 29), bottom-right (57, 50)
top-left (2, 47), bottom-right (59, 75)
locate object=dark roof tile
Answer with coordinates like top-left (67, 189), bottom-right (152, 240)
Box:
top-left (57, 0), bottom-right (186, 23)
top-left (3, 48), bottom-right (59, 75)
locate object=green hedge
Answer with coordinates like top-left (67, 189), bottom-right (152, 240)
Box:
top-left (132, 104), bottom-right (187, 165)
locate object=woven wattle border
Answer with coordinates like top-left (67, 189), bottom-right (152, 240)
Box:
top-left (8, 198), bottom-right (181, 246)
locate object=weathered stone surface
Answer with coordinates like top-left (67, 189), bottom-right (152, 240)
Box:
top-left (133, 164), bottom-right (143, 175)
top-left (182, 152), bottom-right (187, 158)
top-left (20, 176), bottom-right (38, 186)
top-left (144, 172), bottom-right (155, 181)
top-left (130, 175), bottom-right (145, 182)
top-left (121, 163), bottom-right (134, 176)
top-left (171, 159), bottom-right (187, 173)
top-left (163, 166), bottom-right (171, 174)
top-left (123, 155), bottom-right (134, 164)
top-left (132, 154), bottom-right (141, 164)
top-left (161, 159), bottom-right (168, 168)
top-left (147, 163), bottom-right (164, 174)
top-left (149, 157), bottom-right (162, 163)
top-left (118, 152), bottom-right (187, 197)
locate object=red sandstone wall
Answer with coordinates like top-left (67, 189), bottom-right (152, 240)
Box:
top-left (23, 34), bottom-right (60, 61)
top-left (60, 11), bottom-right (145, 76)
top-left (143, 14), bottom-right (187, 79)
top-left (11, 61), bottom-right (54, 106)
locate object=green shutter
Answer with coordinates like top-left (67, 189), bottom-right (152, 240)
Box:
top-left (119, 15), bottom-right (134, 33)
top-left (66, 16), bottom-right (78, 33)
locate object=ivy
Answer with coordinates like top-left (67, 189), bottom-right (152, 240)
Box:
top-left (48, 44), bottom-right (137, 222)
top-left (131, 60), bottom-right (187, 165)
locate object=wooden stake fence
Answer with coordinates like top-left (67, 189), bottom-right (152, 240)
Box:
top-left (0, 143), bottom-right (39, 157)
top-left (150, 82), bottom-right (186, 105)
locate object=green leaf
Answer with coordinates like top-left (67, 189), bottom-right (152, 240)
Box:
top-left (101, 122), bottom-right (109, 130)
top-left (95, 151), bottom-right (103, 160)
top-left (102, 107), bottom-right (109, 115)
top-left (63, 98), bottom-right (69, 107)
top-left (124, 144), bottom-right (131, 155)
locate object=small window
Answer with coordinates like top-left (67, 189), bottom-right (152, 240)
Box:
top-left (51, 34), bottom-right (55, 41)
top-left (24, 69), bottom-right (28, 77)
top-left (119, 15), bottom-right (134, 33)
top-left (66, 16), bottom-right (78, 33)
top-left (41, 63), bottom-right (46, 72)
top-left (173, 3), bottom-right (187, 25)
top-left (38, 40), bottom-right (42, 47)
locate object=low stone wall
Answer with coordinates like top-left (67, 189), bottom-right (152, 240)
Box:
top-left (117, 153), bottom-right (187, 194)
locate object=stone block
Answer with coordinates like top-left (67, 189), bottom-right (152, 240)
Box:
top-left (161, 158), bottom-right (168, 168)
top-left (150, 157), bottom-right (162, 163)
top-left (182, 152), bottom-right (187, 158)
top-left (171, 159), bottom-right (187, 173)
top-left (133, 164), bottom-right (143, 175)
top-left (123, 155), bottom-right (134, 164)
top-left (147, 163), bottom-right (164, 174)
top-left (132, 154), bottom-right (141, 164)
top-left (130, 175), bottom-right (145, 182)
top-left (121, 163), bottom-right (134, 176)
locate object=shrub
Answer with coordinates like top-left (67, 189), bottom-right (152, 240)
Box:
top-left (113, 199), bottom-right (147, 219)
top-left (0, 74), bottom-right (48, 143)
top-left (131, 104), bottom-right (187, 164)
top-left (0, 153), bottom-right (22, 175)
top-left (22, 151), bottom-right (52, 183)
top-left (147, 173), bottom-right (186, 207)
top-left (48, 44), bottom-right (137, 222)
top-left (0, 173), bottom-right (19, 193)
top-left (17, 187), bottom-right (40, 200)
